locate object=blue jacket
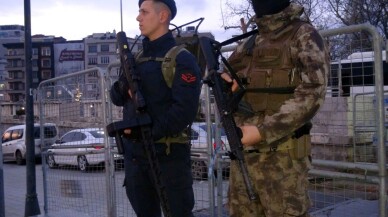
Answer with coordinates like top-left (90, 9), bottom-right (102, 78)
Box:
top-left (110, 32), bottom-right (201, 141)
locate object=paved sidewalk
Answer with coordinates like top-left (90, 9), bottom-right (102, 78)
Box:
top-left (3, 161), bottom-right (381, 217)
top-left (3, 163), bottom-right (45, 217)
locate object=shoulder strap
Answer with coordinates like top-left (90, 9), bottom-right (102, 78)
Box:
top-left (134, 50), bottom-right (144, 64)
top-left (135, 50), bottom-right (165, 64)
top-left (162, 44), bottom-right (187, 88)
top-left (134, 44), bottom-right (187, 88)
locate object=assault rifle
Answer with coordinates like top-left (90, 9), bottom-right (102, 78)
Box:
top-left (106, 31), bottom-right (172, 217)
top-left (199, 36), bottom-right (258, 201)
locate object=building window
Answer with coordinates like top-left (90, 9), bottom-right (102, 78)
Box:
top-left (10, 59), bottom-right (19, 67)
top-left (41, 47), bottom-right (51, 56)
top-left (88, 57), bottom-right (97, 65)
top-left (101, 56), bottom-right (109, 64)
top-left (88, 45), bottom-right (97, 53)
top-left (32, 48), bottom-right (38, 55)
top-left (32, 59), bottom-right (38, 67)
top-left (41, 59), bottom-right (51, 68)
top-left (15, 71), bottom-right (23, 79)
top-left (9, 82), bottom-right (24, 91)
top-left (32, 71), bottom-right (38, 82)
top-left (101, 44), bottom-right (109, 52)
top-left (41, 70), bottom-right (51, 79)
top-left (7, 49), bottom-right (17, 56)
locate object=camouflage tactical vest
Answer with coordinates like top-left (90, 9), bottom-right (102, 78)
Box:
top-left (229, 20), bottom-right (307, 116)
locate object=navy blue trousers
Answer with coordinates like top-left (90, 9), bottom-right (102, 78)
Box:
top-left (123, 140), bottom-right (194, 217)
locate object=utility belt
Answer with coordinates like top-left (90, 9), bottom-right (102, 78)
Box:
top-left (155, 133), bottom-right (189, 155)
top-left (128, 131), bottom-right (188, 155)
top-left (244, 134), bottom-right (311, 160)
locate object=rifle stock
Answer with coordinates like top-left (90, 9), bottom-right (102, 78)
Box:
top-left (199, 36), bottom-right (257, 201)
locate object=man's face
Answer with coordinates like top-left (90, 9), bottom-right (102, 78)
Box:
top-left (136, 1), bottom-right (161, 39)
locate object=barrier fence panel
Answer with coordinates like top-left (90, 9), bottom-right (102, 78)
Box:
top-left (38, 67), bottom-right (125, 217)
top-left (308, 23), bottom-right (386, 217)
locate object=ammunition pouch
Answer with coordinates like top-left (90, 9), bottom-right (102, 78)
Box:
top-left (288, 135), bottom-right (311, 160)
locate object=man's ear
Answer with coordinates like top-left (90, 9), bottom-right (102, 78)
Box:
top-left (159, 9), bottom-right (170, 23)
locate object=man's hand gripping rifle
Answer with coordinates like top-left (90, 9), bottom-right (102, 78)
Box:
top-left (199, 36), bottom-right (257, 201)
top-left (106, 32), bottom-right (172, 217)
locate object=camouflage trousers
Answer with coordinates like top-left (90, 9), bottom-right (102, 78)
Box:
top-left (228, 149), bottom-right (312, 217)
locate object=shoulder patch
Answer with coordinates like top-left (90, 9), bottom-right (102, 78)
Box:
top-left (162, 44), bottom-right (187, 88)
top-left (181, 73), bottom-right (197, 83)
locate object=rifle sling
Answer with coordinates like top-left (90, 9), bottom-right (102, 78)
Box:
top-left (219, 29), bottom-right (259, 47)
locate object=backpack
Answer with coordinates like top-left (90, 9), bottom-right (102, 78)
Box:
top-left (135, 44), bottom-right (188, 88)
top-left (135, 35), bottom-right (206, 88)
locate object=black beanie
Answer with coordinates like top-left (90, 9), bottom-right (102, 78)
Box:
top-left (252, 0), bottom-right (290, 17)
top-left (138, 0), bottom-right (177, 20)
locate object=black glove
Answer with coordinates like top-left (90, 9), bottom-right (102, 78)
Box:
top-left (113, 75), bottom-right (130, 99)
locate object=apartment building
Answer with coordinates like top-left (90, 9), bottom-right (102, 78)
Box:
top-left (0, 25), bottom-right (25, 102)
top-left (3, 35), bottom-right (66, 103)
top-left (84, 30), bottom-right (141, 77)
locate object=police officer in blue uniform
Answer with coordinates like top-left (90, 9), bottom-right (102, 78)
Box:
top-left (109, 0), bottom-right (201, 216)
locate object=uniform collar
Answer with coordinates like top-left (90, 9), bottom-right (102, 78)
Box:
top-left (142, 31), bottom-right (176, 55)
top-left (255, 3), bottom-right (304, 34)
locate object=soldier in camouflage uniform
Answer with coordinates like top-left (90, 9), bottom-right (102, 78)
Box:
top-left (223, 0), bottom-right (330, 216)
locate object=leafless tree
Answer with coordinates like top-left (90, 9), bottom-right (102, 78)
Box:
top-left (220, 0), bottom-right (387, 60)
top-left (221, 0), bottom-right (387, 39)
top-left (221, 0), bottom-right (254, 33)
top-left (220, 0), bottom-right (332, 33)
top-left (327, 0), bottom-right (387, 39)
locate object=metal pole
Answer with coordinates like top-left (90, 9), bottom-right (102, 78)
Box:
top-left (101, 67), bottom-right (117, 217)
top-left (24, 0), bottom-right (40, 216)
top-left (203, 68), bottom-right (216, 216)
top-left (120, 0), bottom-right (123, 32)
top-left (0, 102), bottom-right (5, 217)
top-left (214, 109), bottom-right (223, 217)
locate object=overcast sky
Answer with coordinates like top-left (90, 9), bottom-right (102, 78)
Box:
top-left (0, 0), bottom-right (242, 42)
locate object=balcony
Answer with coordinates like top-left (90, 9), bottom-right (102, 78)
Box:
top-left (7, 88), bottom-right (25, 94)
top-left (5, 65), bottom-right (24, 70)
top-left (4, 53), bottom-right (24, 59)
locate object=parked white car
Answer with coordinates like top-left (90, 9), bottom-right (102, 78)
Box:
top-left (2, 123), bottom-right (58, 165)
top-left (46, 128), bottom-right (122, 172)
top-left (190, 122), bottom-right (230, 179)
